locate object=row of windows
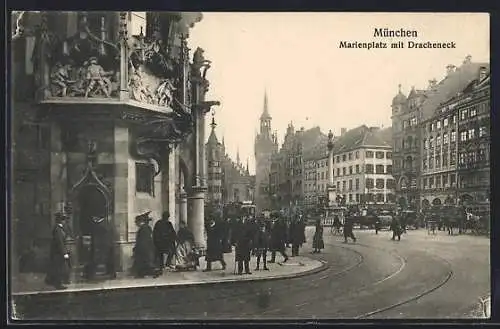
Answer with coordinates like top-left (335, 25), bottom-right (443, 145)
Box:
top-left (208, 161), bottom-right (221, 167)
top-left (305, 178), bottom-right (396, 193)
top-left (424, 131), bottom-right (457, 149)
top-left (459, 102), bottom-right (489, 121)
top-left (459, 126), bottom-right (488, 142)
top-left (207, 172), bottom-right (222, 180)
top-left (402, 117), bottom-right (418, 129)
top-left (422, 151), bottom-right (457, 170)
top-left (303, 150), bottom-right (393, 168)
top-left (207, 186), bottom-right (222, 193)
top-left (428, 115), bottom-right (456, 132)
top-left (305, 164), bottom-right (394, 181)
top-left (458, 149), bottom-right (489, 166)
top-left (305, 193), bottom-right (397, 203)
top-left (422, 174), bottom-right (456, 189)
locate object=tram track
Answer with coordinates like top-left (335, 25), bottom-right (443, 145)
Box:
top-left (245, 241), bottom-right (408, 317)
top-left (353, 247), bottom-right (454, 319)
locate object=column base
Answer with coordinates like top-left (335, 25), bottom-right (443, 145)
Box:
top-left (188, 185), bottom-right (208, 251)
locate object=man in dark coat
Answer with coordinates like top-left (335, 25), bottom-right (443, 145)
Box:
top-left (45, 212), bottom-right (71, 290)
top-left (204, 217), bottom-right (226, 271)
top-left (269, 216), bottom-right (289, 263)
top-left (291, 217), bottom-right (306, 257)
top-left (253, 221), bottom-right (270, 271)
top-left (343, 217), bottom-right (357, 243)
top-left (233, 216), bottom-right (254, 275)
top-left (390, 217), bottom-right (402, 241)
top-left (153, 211), bottom-right (177, 272)
top-left (222, 217), bottom-right (232, 253)
top-left (132, 211), bottom-right (158, 278)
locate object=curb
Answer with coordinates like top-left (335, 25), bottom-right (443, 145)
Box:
top-left (12, 259), bottom-right (328, 298)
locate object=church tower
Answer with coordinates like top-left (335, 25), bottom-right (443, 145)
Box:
top-left (254, 91), bottom-right (275, 213)
top-left (206, 115), bottom-right (222, 205)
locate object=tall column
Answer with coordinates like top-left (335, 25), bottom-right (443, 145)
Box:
top-left (326, 130), bottom-right (336, 207)
top-left (179, 188), bottom-right (188, 227)
top-left (113, 124), bottom-right (129, 243)
top-left (188, 186), bottom-right (206, 249)
top-left (167, 146), bottom-right (177, 230)
top-left (118, 12), bottom-right (129, 101)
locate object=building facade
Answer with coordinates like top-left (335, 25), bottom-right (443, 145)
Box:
top-left (331, 126), bottom-right (395, 206)
top-left (269, 124), bottom-right (327, 213)
top-left (391, 84), bottom-right (427, 210)
top-left (303, 140), bottom-right (329, 211)
top-left (11, 11), bottom-right (218, 277)
top-left (205, 117), bottom-right (255, 208)
top-left (254, 92), bottom-right (278, 213)
top-left (419, 59), bottom-right (490, 208)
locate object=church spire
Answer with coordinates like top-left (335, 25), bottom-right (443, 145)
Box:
top-left (246, 158), bottom-right (249, 174)
top-left (260, 90), bottom-right (271, 120)
top-left (207, 113), bottom-right (219, 145)
top-left (236, 146), bottom-right (240, 164)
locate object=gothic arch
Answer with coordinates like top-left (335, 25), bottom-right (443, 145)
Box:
top-left (421, 199), bottom-right (431, 209)
top-left (432, 198), bottom-right (442, 206)
top-left (398, 176), bottom-right (408, 190)
top-left (460, 194), bottom-right (474, 205)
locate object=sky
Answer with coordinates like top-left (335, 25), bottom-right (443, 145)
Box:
top-left (188, 12), bottom-right (490, 175)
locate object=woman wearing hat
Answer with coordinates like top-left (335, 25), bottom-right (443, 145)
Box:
top-left (45, 212), bottom-right (71, 290)
top-left (312, 218), bottom-right (325, 253)
top-left (132, 211), bottom-right (158, 278)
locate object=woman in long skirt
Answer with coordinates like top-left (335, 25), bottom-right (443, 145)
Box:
top-left (312, 219), bottom-right (325, 253)
top-left (175, 221), bottom-right (198, 270)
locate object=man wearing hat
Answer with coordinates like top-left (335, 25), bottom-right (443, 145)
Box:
top-left (153, 211), bottom-right (177, 273)
top-left (45, 212), bottom-right (71, 289)
top-left (84, 56), bottom-right (110, 98)
top-left (132, 211), bottom-right (158, 278)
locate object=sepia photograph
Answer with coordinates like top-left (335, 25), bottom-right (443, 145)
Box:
top-left (9, 11), bottom-right (490, 321)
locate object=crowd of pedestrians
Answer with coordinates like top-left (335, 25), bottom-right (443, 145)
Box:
top-left (43, 209), bottom-right (325, 289)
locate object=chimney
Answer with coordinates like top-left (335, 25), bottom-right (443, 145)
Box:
top-left (446, 64), bottom-right (456, 75)
top-left (479, 66), bottom-right (488, 81)
top-left (341, 128), bottom-right (347, 136)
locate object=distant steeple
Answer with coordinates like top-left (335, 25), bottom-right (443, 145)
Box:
top-left (246, 158), bottom-right (249, 174)
top-left (260, 90), bottom-right (271, 120)
top-left (236, 146), bottom-right (240, 164)
top-left (207, 113), bottom-right (219, 145)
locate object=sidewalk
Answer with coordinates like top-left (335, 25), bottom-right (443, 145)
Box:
top-left (11, 250), bottom-right (326, 296)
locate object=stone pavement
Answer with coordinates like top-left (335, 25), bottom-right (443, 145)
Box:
top-left (11, 250), bottom-right (325, 296)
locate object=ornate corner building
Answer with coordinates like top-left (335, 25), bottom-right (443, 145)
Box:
top-left (391, 84), bottom-right (426, 210)
top-left (11, 11), bottom-right (219, 276)
top-left (391, 56), bottom-right (490, 211)
top-left (420, 62), bottom-right (490, 208)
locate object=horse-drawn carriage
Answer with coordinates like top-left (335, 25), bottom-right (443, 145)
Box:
top-left (464, 203), bottom-right (490, 236)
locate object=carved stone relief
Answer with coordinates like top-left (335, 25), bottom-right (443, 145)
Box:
top-left (128, 65), bottom-right (176, 107)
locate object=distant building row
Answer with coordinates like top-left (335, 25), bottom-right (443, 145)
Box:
top-left (252, 91), bottom-right (395, 213)
top-left (205, 117), bottom-right (255, 207)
